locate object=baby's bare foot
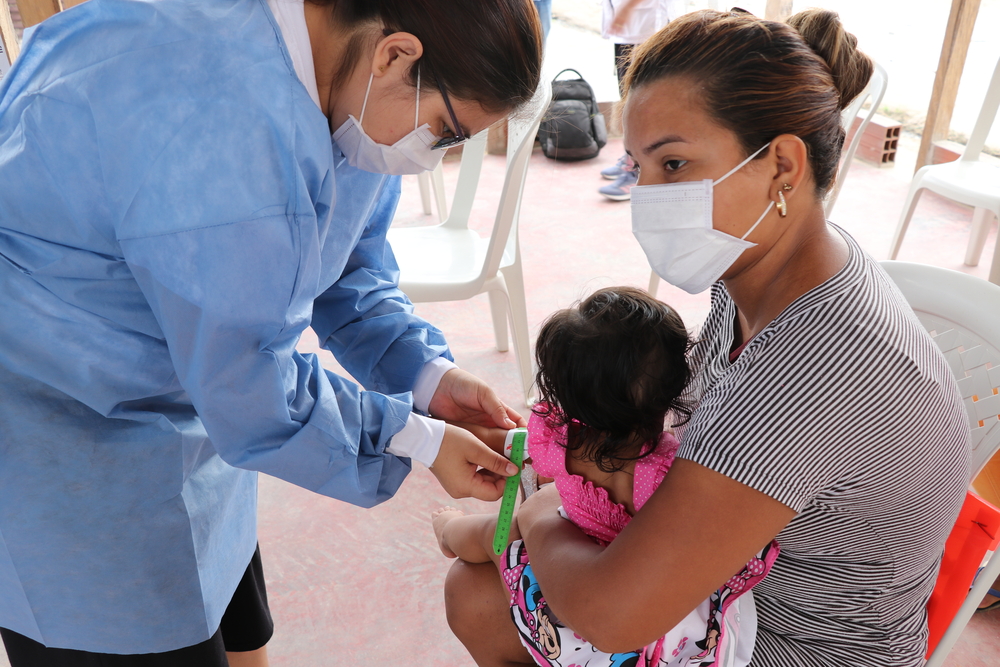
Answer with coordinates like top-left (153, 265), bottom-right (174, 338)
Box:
top-left (431, 506), bottom-right (465, 558)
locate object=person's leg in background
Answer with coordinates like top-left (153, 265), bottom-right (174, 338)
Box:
top-left (599, 43), bottom-right (638, 201)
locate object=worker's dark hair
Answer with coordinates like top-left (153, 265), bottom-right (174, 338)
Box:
top-left (313, 0), bottom-right (543, 114)
top-left (622, 8), bottom-right (873, 196)
top-left (533, 287), bottom-right (693, 473)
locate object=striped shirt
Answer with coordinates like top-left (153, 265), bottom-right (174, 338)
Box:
top-left (676, 228), bottom-right (971, 666)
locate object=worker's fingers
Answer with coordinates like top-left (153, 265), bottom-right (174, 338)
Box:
top-left (465, 435), bottom-right (518, 477)
top-left (447, 421), bottom-right (510, 455)
top-left (430, 425), bottom-right (518, 501)
top-left (479, 385), bottom-right (517, 429)
top-left (467, 469), bottom-right (507, 502)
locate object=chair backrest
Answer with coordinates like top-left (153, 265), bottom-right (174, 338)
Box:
top-left (880, 261), bottom-right (1000, 480)
top-left (439, 129), bottom-right (488, 230)
top-left (825, 61), bottom-right (888, 216)
top-left (961, 55), bottom-right (1000, 162)
top-left (478, 78), bottom-right (551, 282)
top-left (880, 261), bottom-right (1000, 666)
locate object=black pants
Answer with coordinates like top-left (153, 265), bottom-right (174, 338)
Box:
top-left (615, 43), bottom-right (635, 96)
top-left (1, 546), bottom-right (273, 667)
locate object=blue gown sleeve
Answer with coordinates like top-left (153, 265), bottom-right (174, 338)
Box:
top-left (311, 175), bottom-right (454, 397)
top-left (119, 212), bottom-right (413, 509)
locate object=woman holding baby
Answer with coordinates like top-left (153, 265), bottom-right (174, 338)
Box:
top-left (444, 8), bottom-right (971, 667)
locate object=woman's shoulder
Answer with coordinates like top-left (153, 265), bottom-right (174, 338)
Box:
top-left (679, 229), bottom-right (970, 511)
top-left (759, 231), bottom-right (936, 367)
top-left (697, 228), bottom-right (926, 369)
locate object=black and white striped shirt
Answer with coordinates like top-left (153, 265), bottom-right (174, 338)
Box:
top-left (676, 228), bottom-right (971, 666)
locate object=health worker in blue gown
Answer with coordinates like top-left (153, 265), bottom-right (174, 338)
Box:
top-left (0, 0), bottom-right (543, 664)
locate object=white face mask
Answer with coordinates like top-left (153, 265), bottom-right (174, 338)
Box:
top-left (332, 66), bottom-right (445, 175)
top-left (631, 142), bottom-right (774, 294)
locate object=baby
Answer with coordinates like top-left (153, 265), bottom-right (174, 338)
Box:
top-left (433, 287), bottom-right (778, 667)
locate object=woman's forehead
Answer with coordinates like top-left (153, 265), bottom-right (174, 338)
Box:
top-left (623, 79), bottom-right (733, 154)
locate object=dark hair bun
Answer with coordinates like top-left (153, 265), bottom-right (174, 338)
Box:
top-left (787, 8), bottom-right (873, 110)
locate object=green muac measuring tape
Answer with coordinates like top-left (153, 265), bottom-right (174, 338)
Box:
top-left (493, 427), bottom-right (528, 555)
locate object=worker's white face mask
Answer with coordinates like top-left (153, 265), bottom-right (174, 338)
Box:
top-left (332, 67), bottom-right (444, 175)
top-left (631, 143), bottom-right (773, 294)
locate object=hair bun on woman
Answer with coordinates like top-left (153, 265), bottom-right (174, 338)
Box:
top-left (786, 8), bottom-right (873, 111)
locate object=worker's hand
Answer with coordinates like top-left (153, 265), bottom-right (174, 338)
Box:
top-left (447, 420), bottom-right (512, 455)
top-left (428, 369), bottom-right (526, 430)
top-left (430, 423), bottom-right (520, 501)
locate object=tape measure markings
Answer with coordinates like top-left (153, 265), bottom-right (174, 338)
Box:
top-left (493, 428), bottom-right (527, 555)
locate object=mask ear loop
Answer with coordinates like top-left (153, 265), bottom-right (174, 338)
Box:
top-left (359, 73), bottom-right (375, 127)
top-left (740, 200), bottom-right (775, 241)
top-left (414, 65), bottom-right (420, 131)
top-left (712, 141), bottom-right (775, 242)
top-left (713, 141), bottom-right (771, 185)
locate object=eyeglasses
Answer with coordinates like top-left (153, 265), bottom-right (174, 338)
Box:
top-left (431, 77), bottom-right (468, 150)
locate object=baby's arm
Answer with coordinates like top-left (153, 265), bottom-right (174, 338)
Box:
top-left (431, 508), bottom-right (522, 566)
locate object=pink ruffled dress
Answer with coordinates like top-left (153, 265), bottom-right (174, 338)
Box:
top-left (500, 407), bottom-right (778, 667)
top-left (526, 410), bottom-right (678, 546)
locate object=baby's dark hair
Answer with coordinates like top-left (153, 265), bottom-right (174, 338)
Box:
top-left (532, 286), bottom-right (692, 473)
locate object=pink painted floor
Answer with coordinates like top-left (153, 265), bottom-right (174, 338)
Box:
top-left (257, 133), bottom-right (1000, 666)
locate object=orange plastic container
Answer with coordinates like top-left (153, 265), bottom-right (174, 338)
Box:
top-left (926, 491), bottom-right (1000, 657)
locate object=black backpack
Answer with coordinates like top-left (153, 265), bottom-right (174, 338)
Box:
top-left (538, 69), bottom-right (608, 161)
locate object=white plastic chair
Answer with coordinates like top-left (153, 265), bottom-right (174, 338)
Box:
top-left (416, 162), bottom-right (449, 221)
top-left (648, 62), bottom-right (887, 295)
top-left (825, 61), bottom-right (888, 216)
top-left (879, 260), bottom-right (1000, 666)
top-left (888, 56), bottom-right (1000, 286)
top-left (388, 80), bottom-right (551, 404)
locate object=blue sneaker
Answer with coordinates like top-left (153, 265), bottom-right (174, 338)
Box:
top-left (600, 154), bottom-right (632, 180)
top-left (599, 168), bottom-right (638, 201)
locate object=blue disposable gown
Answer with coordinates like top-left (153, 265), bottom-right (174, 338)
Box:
top-left (0, 0), bottom-right (451, 652)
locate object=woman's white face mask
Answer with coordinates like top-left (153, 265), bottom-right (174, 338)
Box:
top-left (332, 66), bottom-right (445, 175)
top-left (630, 142), bottom-right (774, 294)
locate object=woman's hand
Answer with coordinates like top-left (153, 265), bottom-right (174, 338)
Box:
top-left (428, 369), bottom-right (526, 429)
top-left (429, 423), bottom-right (519, 502)
top-left (514, 481), bottom-right (564, 536)
top-left (517, 459), bottom-right (796, 652)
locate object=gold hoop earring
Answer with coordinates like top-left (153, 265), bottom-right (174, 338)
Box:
top-left (777, 191), bottom-right (788, 218)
